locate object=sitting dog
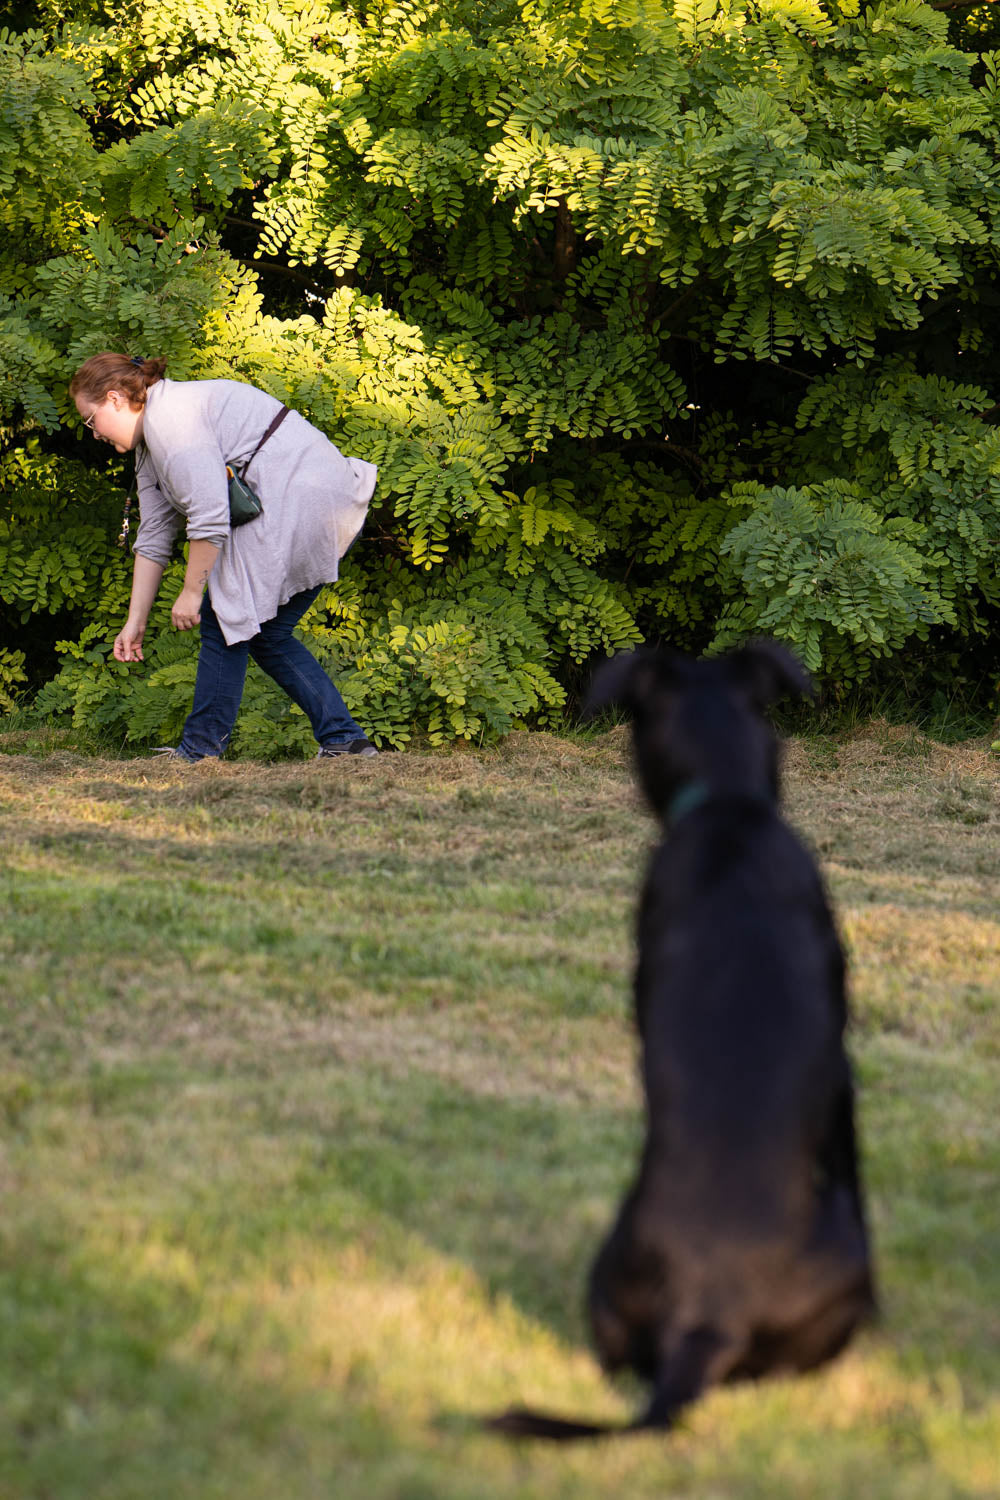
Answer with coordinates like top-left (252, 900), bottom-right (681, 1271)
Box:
top-left (490, 641), bottom-right (876, 1439)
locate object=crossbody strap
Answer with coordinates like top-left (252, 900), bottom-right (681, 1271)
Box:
top-left (239, 404), bottom-right (289, 477)
top-left (119, 408), bottom-right (291, 550)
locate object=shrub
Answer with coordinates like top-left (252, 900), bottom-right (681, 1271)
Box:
top-left (4, 1), bottom-right (1000, 750)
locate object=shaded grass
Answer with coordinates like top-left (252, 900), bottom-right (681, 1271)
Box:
top-left (1, 724), bottom-right (998, 1498)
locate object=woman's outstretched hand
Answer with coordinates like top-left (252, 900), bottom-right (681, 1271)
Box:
top-left (113, 620), bottom-right (146, 662)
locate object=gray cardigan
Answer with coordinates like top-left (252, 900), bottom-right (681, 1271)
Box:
top-left (134, 377), bottom-right (377, 644)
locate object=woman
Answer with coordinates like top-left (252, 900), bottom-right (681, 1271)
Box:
top-left (70, 353), bottom-right (379, 761)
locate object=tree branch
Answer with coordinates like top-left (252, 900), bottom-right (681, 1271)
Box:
top-left (237, 257), bottom-right (323, 287)
top-left (554, 198), bottom-right (577, 281)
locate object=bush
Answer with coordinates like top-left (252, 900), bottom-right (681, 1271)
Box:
top-left (4, 1), bottom-right (1000, 751)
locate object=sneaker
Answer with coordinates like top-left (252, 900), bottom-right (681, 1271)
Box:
top-left (152, 745), bottom-right (209, 764)
top-left (316, 737), bottom-right (378, 759)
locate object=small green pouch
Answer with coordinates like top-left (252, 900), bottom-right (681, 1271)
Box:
top-left (226, 466), bottom-right (262, 527)
top-left (226, 404), bottom-right (289, 528)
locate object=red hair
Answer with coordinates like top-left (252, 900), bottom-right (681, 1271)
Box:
top-left (69, 353), bottom-right (167, 409)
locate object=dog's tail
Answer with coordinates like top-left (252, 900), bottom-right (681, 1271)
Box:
top-left (484, 1407), bottom-right (622, 1441)
top-left (482, 1398), bottom-right (683, 1442)
top-left (484, 1326), bottom-right (727, 1442)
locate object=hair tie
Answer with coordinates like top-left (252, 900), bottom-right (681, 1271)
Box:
top-left (130, 355), bottom-right (145, 368)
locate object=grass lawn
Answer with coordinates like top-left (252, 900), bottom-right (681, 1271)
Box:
top-left (1, 724), bottom-right (998, 1499)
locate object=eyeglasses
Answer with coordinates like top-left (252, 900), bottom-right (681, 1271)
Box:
top-left (82, 396), bottom-right (111, 431)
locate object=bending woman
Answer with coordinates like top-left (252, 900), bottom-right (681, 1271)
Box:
top-left (70, 353), bottom-right (378, 761)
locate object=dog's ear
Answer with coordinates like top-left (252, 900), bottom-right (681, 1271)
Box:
top-left (584, 651), bottom-right (648, 718)
top-left (727, 639), bottom-right (814, 708)
top-left (586, 647), bottom-right (690, 718)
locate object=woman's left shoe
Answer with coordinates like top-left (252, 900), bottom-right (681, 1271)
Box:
top-left (152, 746), bottom-right (211, 763)
top-left (316, 738), bottom-right (378, 758)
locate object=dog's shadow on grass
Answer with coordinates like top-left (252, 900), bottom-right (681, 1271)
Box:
top-left (295, 1063), bottom-right (641, 1351)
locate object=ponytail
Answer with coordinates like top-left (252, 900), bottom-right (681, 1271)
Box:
top-left (69, 352), bottom-right (167, 409)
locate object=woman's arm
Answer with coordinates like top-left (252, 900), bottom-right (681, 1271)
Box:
top-left (171, 539), bottom-right (222, 631)
top-left (114, 554), bottom-right (166, 662)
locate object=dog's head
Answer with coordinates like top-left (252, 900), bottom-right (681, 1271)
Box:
top-left (587, 641), bottom-right (812, 821)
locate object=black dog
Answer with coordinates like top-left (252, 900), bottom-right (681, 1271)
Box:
top-left (490, 642), bottom-right (876, 1439)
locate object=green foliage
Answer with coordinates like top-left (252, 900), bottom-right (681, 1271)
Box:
top-left (715, 480), bottom-right (953, 676)
top-left (0, 448), bottom-right (133, 700)
top-left (35, 616), bottom-right (197, 745)
top-left (34, 549), bottom-right (628, 751)
top-left (0, 25), bottom-right (100, 247)
top-left (4, 0), bottom-right (1000, 752)
top-left (0, 646), bottom-right (28, 709)
top-left (713, 361), bottom-right (1000, 674)
top-left (791, 363), bottom-right (1000, 625)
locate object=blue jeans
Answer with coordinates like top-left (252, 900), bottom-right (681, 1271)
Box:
top-left (178, 587), bottom-right (363, 759)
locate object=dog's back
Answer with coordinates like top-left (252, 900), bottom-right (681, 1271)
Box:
top-left (638, 794), bottom-right (844, 1171)
top-left (631, 795), bottom-right (861, 1335)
